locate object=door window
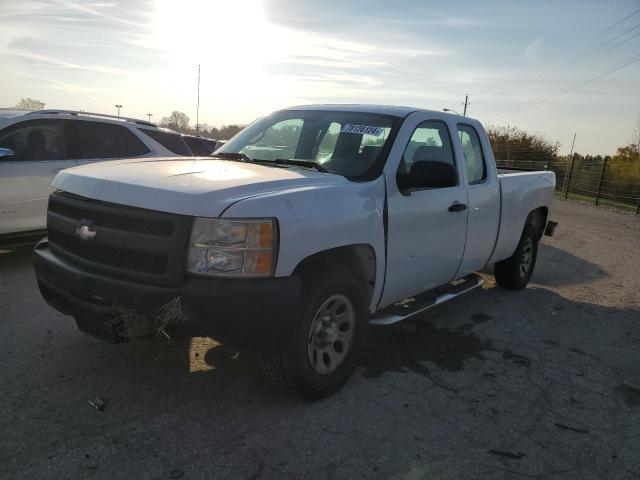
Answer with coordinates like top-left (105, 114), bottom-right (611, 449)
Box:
top-left (0, 120), bottom-right (68, 161)
top-left (69, 121), bottom-right (149, 159)
top-left (401, 120), bottom-right (456, 172)
top-left (139, 128), bottom-right (192, 155)
top-left (457, 124), bottom-right (486, 184)
top-left (183, 136), bottom-right (210, 156)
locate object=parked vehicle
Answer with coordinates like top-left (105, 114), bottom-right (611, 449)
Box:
top-left (182, 135), bottom-right (222, 156)
top-left (34, 104), bottom-right (556, 398)
top-left (0, 109), bottom-right (218, 247)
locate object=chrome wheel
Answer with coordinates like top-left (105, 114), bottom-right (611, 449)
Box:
top-left (519, 238), bottom-right (534, 277)
top-left (307, 294), bottom-right (355, 375)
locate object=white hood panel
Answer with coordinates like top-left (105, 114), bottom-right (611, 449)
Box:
top-left (52, 157), bottom-right (347, 217)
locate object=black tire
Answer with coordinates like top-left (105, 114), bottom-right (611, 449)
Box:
top-left (268, 266), bottom-right (368, 399)
top-left (494, 224), bottom-right (539, 290)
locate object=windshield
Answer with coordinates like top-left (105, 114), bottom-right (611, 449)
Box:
top-left (217, 110), bottom-right (400, 179)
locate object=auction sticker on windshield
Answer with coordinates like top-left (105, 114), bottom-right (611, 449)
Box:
top-left (341, 124), bottom-right (384, 136)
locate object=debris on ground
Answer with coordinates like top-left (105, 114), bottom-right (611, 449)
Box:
top-left (155, 297), bottom-right (186, 342)
top-left (168, 470), bottom-right (184, 479)
top-left (108, 297), bottom-right (186, 343)
top-left (488, 449), bottom-right (526, 459)
top-left (553, 422), bottom-right (589, 434)
top-left (87, 398), bottom-right (105, 412)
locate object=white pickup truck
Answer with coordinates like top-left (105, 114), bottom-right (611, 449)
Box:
top-left (34, 105), bottom-right (556, 398)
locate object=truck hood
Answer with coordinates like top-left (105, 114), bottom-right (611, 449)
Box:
top-left (53, 157), bottom-right (349, 217)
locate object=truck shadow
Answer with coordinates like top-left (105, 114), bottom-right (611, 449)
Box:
top-left (357, 285), bottom-right (638, 385)
top-left (532, 243), bottom-right (608, 286)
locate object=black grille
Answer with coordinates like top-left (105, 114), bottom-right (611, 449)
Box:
top-left (47, 191), bottom-right (191, 285)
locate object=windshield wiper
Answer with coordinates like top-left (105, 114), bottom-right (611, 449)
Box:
top-left (210, 152), bottom-right (252, 163)
top-left (253, 158), bottom-right (329, 173)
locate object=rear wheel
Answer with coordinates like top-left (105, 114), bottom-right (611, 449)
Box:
top-left (494, 224), bottom-right (538, 290)
top-left (265, 266), bottom-right (368, 399)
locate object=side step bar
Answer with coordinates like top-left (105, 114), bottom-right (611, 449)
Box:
top-left (370, 274), bottom-right (484, 326)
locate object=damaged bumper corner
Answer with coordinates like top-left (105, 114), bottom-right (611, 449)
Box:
top-left (34, 241), bottom-right (300, 349)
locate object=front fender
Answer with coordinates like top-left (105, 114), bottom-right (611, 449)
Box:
top-left (222, 176), bottom-right (387, 312)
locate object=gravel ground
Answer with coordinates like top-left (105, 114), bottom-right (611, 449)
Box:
top-left (1, 198), bottom-right (639, 480)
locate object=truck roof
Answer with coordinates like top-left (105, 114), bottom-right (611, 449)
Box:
top-left (285, 104), bottom-right (420, 117)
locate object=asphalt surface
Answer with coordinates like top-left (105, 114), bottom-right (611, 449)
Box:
top-left (1, 199), bottom-right (639, 480)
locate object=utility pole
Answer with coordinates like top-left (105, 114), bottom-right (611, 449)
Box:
top-left (462, 94), bottom-right (469, 116)
top-left (196, 64), bottom-right (201, 133)
top-left (115, 104), bottom-right (123, 117)
top-left (563, 133), bottom-right (577, 199)
top-left (147, 113), bottom-right (153, 122)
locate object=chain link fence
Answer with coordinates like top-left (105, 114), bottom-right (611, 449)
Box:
top-left (495, 153), bottom-right (640, 213)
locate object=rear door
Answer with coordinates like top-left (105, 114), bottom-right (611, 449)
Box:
top-left (454, 123), bottom-right (500, 276)
top-left (0, 119), bottom-right (76, 235)
top-left (380, 115), bottom-right (469, 306)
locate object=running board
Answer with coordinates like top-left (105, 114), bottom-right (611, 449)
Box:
top-left (370, 274), bottom-right (484, 326)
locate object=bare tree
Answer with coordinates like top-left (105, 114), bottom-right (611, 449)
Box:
top-left (15, 98), bottom-right (45, 110)
top-left (160, 111), bottom-right (190, 132)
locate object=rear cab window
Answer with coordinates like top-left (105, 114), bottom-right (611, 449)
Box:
top-left (457, 124), bottom-right (487, 184)
top-left (139, 128), bottom-right (192, 156)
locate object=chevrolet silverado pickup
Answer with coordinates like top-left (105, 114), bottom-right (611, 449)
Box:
top-left (34, 105), bottom-right (556, 398)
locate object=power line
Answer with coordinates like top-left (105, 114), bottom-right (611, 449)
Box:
top-left (497, 24), bottom-right (640, 98)
top-left (473, 9), bottom-right (640, 97)
top-left (485, 53), bottom-right (640, 115)
top-left (478, 22), bottom-right (640, 100)
top-left (596, 7), bottom-right (640, 35)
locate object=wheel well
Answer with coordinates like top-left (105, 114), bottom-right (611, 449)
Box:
top-left (292, 245), bottom-right (376, 303)
top-left (526, 207), bottom-right (548, 240)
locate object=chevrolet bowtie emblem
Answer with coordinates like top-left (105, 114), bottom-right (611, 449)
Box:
top-left (75, 223), bottom-right (98, 241)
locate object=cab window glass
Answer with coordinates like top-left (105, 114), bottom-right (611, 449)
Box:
top-left (0, 119), bottom-right (68, 161)
top-left (401, 120), bottom-right (455, 171)
top-left (240, 118), bottom-right (303, 161)
top-left (457, 124), bottom-right (486, 184)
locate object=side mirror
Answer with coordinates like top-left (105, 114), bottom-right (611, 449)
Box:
top-left (213, 140), bottom-right (227, 152)
top-left (397, 160), bottom-right (458, 191)
top-left (0, 147), bottom-right (15, 160)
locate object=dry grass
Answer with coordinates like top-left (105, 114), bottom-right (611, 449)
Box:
top-left (109, 297), bottom-right (186, 342)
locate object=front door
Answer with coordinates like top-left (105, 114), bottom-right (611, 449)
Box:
top-left (380, 117), bottom-right (468, 306)
top-left (0, 119), bottom-right (76, 235)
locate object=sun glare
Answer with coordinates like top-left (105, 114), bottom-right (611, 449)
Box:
top-left (152, 0), bottom-right (295, 119)
top-left (155, 0), bottom-right (280, 65)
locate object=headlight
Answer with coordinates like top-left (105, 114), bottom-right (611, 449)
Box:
top-left (187, 218), bottom-right (277, 277)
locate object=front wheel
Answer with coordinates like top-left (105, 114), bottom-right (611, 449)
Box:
top-left (266, 266), bottom-right (368, 399)
top-left (494, 224), bottom-right (539, 290)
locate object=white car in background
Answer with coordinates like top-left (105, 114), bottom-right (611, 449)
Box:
top-left (0, 109), bottom-right (218, 247)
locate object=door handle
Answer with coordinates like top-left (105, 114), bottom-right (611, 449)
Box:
top-left (448, 203), bottom-right (467, 212)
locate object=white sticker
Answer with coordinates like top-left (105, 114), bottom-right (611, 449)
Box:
top-left (340, 124), bottom-right (384, 137)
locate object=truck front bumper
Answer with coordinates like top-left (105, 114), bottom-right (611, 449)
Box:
top-left (33, 240), bottom-right (300, 348)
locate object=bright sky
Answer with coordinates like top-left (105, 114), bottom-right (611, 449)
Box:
top-left (1, 0), bottom-right (639, 154)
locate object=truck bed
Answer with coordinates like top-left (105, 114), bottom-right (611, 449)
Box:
top-left (490, 169), bottom-right (556, 264)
